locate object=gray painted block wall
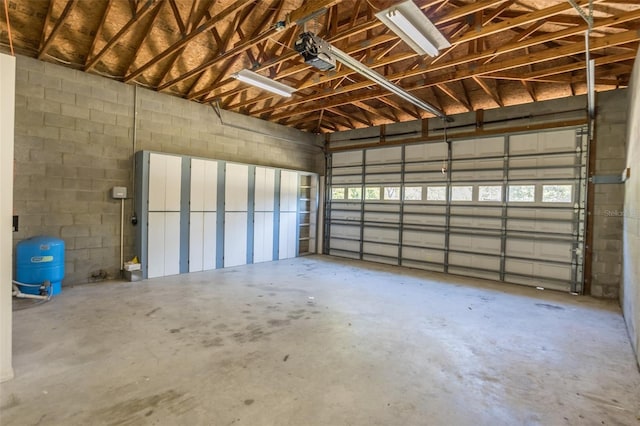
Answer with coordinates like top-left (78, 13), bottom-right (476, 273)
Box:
top-left (592, 90), bottom-right (628, 298)
top-left (622, 48), bottom-right (640, 367)
top-left (13, 55), bottom-right (322, 285)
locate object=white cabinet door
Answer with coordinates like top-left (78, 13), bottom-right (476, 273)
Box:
top-left (148, 211), bottom-right (181, 278)
top-left (224, 212), bottom-right (247, 267)
top-left (164, 212), bottom-right (181, 276)
top-left (147, 154), bottom-right (182, 278)
top-left (225, 163), bottom-right (248, 212)
top-left (279, 212), bottom-right (297, 260)
top-left (203, 212), bottom-right (217, 270)
top-left (148, 212), bottom-right (165, 279)
top-left (254, 212), bottom-right (274, 263)
top-left (189, 212), bottom-right (204, 272)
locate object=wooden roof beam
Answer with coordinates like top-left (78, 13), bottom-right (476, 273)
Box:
top-left (38, 0), bottom-right (76, 60)
top-left (249, 9), bottom-right (640, 116)
top-left (85, 0), bottom-right (113, 67)
top-left (263, 29), bottom-right (640, 121)
top-left (123, 3), bottom-right (164, 74)
top-left (472, 76), bottom-right (504, 107)
top-left (124, 0), bottom-right (256, 82)
top-left (85, 0), bottom-right (162, 72)
top-left (435, 83), bottom-right (471, 111)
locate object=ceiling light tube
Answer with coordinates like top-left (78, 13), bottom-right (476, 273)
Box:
top-left (376, 0), bottom-right (450, 57)
top-left (323, 40), bottom-right (448, 120)
top-left (232, 69), bottom-right (295, 97)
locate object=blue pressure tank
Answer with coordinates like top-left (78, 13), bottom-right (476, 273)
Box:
top-left (16, 236), bottom-right (65, 296)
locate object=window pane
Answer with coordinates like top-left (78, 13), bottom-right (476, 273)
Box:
top-left (542, 185), bottom-right (572, 203)
top-left (384, 187), bottom-right (400, 200)
top-left (404, 187), bottom-right (422, 201)
top-left (365, 187), bottom-right (380, 200)
top-left (347, 187), bottom-right (362, 200)
top-left (427, 186), bottom-right (446, 201)
top-left (331, 188), bottom-right (345, 200)
top-left (479, 185), bottom-right (502, 202)
top-left (508, 185), bottom-right (535, 202)
top-left (451, 186), bottom-right (473, 201)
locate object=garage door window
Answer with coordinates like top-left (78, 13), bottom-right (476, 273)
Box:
top-left (508, 185), bottom-right (535, 202)
top-left (404, 187), bottom-right (422, 201)
top-left (451, 186), bottom-right (473, 201)
top-left (384, 187), bottom-right (400, 200)
top-left (348, 187), bottom-right (362, 200)
top-left (331, 188), bottom-right (345, 200)
top-left (365, 187), bottom-right (380, 200)
top-left (542, 185), bottom-right (572, 203)
top-left (427, 186), bottom-right (446, 201)
top-left (478, 185), bottom-right (502, 202)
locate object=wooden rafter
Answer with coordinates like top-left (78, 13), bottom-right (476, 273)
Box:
top-left (436, 83), bottom-right (471, 111)
top-left (124, 3), bottom-right (164, 74)
top-left (124, 0), bottom-right (256, 82)
top-left (264, 29), bottom-right (640, 121)
top-left (85, 0), bottom-right (113, 67)
top-left (472, 76), bottom-right (503, 107)
top-left (38, 0), bottom-right (76, 60)
top-left (249, 8), bottom-right (640, 117)
top-left (85, 0), bottom-right (162, 72)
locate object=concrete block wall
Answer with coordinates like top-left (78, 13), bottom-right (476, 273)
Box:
top-left (13, 55), bottom-right (321, 285)
top-left (591, 90), bottom-right (628, 298)
top-left (622, 48), bottom-right (640, 367)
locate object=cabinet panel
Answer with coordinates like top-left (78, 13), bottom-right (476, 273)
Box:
top-left (226, 163), bottom-right (248, 212)
top-left (224, 212), bottom-right (247, 267)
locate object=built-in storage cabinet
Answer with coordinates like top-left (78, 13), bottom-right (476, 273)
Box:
top-left (135, 151), bottom-right (318, 279)
top-left (189, 159), bottom-right (218, 272)
top-left (147, 153), bottom-right (182, 278)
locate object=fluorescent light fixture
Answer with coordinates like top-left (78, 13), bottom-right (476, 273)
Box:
top-left (300, 33), bottom-right (448, 120)
top-left (376, 0), bottom-right (450, 57)
top-left (232, 69), bottom-right (295, 97)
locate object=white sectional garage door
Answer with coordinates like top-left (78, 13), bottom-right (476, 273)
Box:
top-left (326, 127), bottom-right (587, 292)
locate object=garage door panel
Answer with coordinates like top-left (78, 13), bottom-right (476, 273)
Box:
top-left (403, 230), bottom-right (445, 247)
top-left (402, 259), bottom-right (444, 272)
top-left (449, 252), bottom-right (500, 271)
top-left (405, 142), bottom-right (447, 161)
top-left (365, 173), bottom-right (401, 183)
top-left (330, 224), bottom-right (360, 239)
top-left (364, 204), bottom-right (401, 213)
top-left (507, 220), bottom-right (575, 234)
top-left (366, 164), bottom-right (401, 174)
top-left (363, 242), bottom-right (397, 258)
top-left (333, 151), bottom-right (363, 166)
top-left (504, 274), bottom-right (570, 292)
top-left (363, 254), bottom-right (397, 265)
top-left (404, 205), bottom-right (446, 215)
top-left (505, 239), bottom-right (572, 262)
top-left (366, 147), bottom-right (401, 164)
top-left (449, 235), bottom-right (500, 254)
top-left (453, 137), bottom-right (504, 158)
top-left (363, 227), bottom-right (398, 243)
top-left (404, 171), bottom-right (447, 183)
top-left (448, 266), bottom-right (500, 281)
top-left (452, 169), bottom-right (503, 181)
top-left (403, 214), bottom-right (446, 226)
top-left (364, 212), bottom-right (399, 223)
top-left (331, 175), bottom-right (363, 185)
top-left (330, 239), bottom-right (360, 252)
top-left (402, 247), bottom-right (445, 264)
top-left (505, 259), bottom-right (571, 281)
top-left (450, 215), bottom-right (501, 229)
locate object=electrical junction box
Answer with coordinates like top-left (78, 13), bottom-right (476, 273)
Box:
top-left (111, 186), bottom-right (127, 199)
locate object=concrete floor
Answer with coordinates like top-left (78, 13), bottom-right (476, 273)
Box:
top-left (1, 255), bottom-right (639, 426)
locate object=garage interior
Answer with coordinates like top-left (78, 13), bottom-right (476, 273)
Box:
top-left (1, 0), bottom-right (640, 424)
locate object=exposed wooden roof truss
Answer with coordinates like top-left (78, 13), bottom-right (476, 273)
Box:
top-left (1, 0), bottom-right (639, 133)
